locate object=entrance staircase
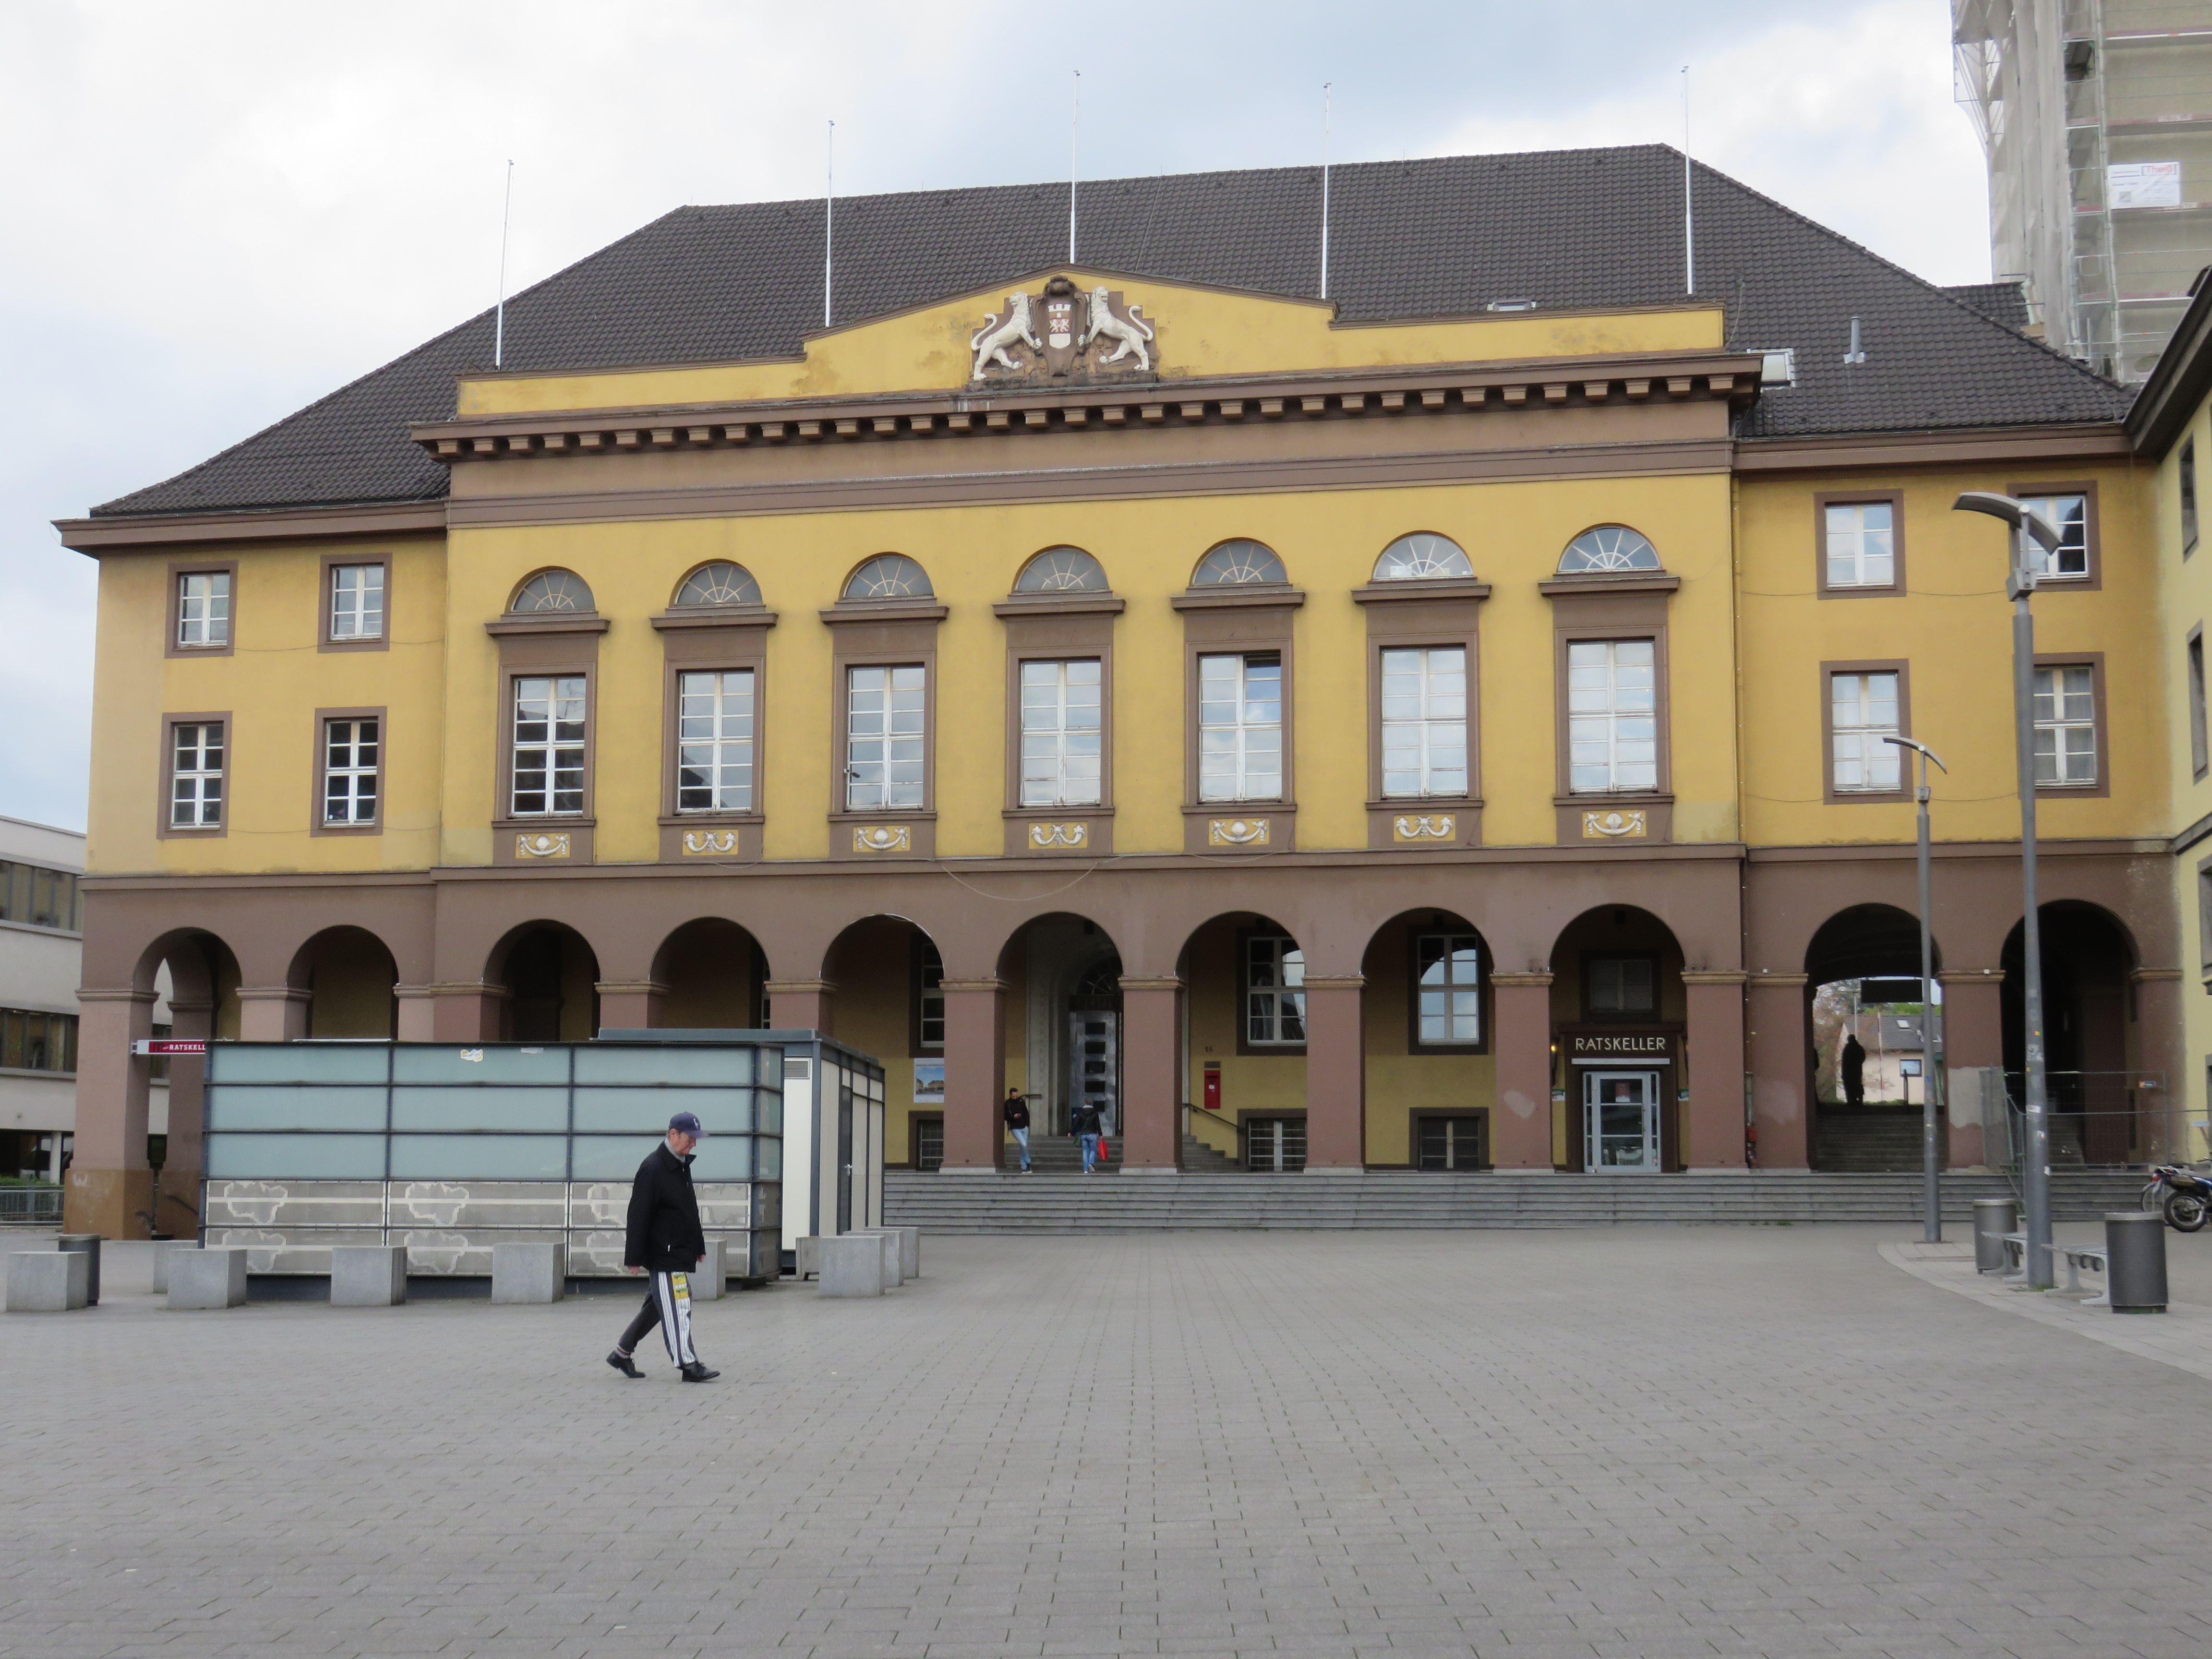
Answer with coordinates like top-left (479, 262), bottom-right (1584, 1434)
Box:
top-left (887, 1168), bottom-right (2146, 1232)
top-left (1003, 1134), bottom-right (1241, 1175)
top-left (1815, 1110), bottom-right (1927, 1172)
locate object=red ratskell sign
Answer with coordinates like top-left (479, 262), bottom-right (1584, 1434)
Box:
top-left (131, 1038), bottom-right (207, 1057)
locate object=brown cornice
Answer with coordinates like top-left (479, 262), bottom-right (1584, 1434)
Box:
top-left (990, 594), bottom-right (1129, 618)
top-left (54, 499), bottom-right (446, 557)
top-left (410, 348), bottom-right (1767, 460)
top-left (817, 598), bottom-right (950, 625)
top-left (1169, 588), bottom-right (1308, 612)
top-left (1352, 577), bottom-right (1493, 605)
top-left (482, 613), bottom-right (610, 637)
top-left (1733, 423), bottom-right (2130, 474)
top-left (1537, 573), bottom-right (1682, 597)
top-left (649, 605), bottom-right (780, 630)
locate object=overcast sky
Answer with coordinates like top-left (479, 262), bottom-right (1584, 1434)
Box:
top-left (0, 0), bottom-right (1987, 833)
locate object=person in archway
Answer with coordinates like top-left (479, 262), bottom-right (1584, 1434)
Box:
top-left (1003, 1088), bottom-right (1032, 1173)
top-left (606, 1112), bottom-right (719, 1383)
top-left (1841, 1033), bottom-right (1867, 1109)
top-left (1074, 1099), bottom-right (1104, 1173)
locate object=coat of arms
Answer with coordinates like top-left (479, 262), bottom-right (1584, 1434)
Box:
top-left (969, 274), bottom-right (1156, 383)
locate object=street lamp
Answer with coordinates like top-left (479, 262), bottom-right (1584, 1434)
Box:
top-left (1883, 733), bottom-right (1947, 1244)
top-left (1952, 491), bottom-right (2064, 1288)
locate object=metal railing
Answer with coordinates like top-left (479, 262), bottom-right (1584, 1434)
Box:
top-left (0, 1186), bottom-right (62, 1225)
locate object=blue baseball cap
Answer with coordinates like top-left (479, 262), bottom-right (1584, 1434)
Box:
top-left (668, 1111), bottom-right (706, 1138)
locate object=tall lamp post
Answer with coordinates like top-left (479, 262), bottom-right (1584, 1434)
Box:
top-left (1883, 734), bottom-right (1947, 1243)
top-left (1952, 492), bottom-right (2064, 1288)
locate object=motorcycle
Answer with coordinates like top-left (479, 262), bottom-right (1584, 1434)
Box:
top-left (2142, 1165), bottom-right (2212, 1232)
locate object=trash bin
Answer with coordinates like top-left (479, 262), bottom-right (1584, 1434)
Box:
top-left (1972, 1198), bottom-right (2018, 1274)
top-left (57, 1234), bottom-right (100, 1307)
top-left (2104, 1212), bottom-right (2168, 1314)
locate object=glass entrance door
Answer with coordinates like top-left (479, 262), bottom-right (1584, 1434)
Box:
top-left (1583, 1070), bottom-right (1660, 1171)
top-left (1068, 1011), bottom-right (1119, 1136)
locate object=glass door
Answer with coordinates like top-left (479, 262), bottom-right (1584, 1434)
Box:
top-left (1583, 1070), bottom-right (1660, 1171)
top-left (1068, 1011), bottom-right (1119, 1136)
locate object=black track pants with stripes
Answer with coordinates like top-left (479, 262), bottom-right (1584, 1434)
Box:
top-left (616, 1270), bottom-right (700, 1366)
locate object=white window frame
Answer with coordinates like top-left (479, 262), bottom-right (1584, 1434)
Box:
top-left (675, 669), bottom-right (756, 813)
top-left (169, 721), bottom-right (225, 829)
top-left (2033, 664), bottom-right (2098, 786)
top-left (328, 564), bottom-right (385, 641)
top-left (1198, 652), bottom-right (1283, 803)
top-left (1380, 646), bottom-right (1468, 799)
top-left (1018, 658), bottom-right (1103, 808)
top-left (1566, 639), bottom-right (1658, 794)
top-left (1414, 933), bottom-right (1482, 1046)
top-left (1829, 671), bottom-right (1902, 793)
top-left (2020, 493), bottom-right (2091, 580)
top-left (511, 675), bottom-right (586, 817)
top-left (322, 718), bottom-right (380, 826)
top-left (1244, 933), bottom-right (1306, 1047)
top-left (176, 572), bottom-right (230, 649)
top-left (1823, 501), bottom-right (1895, 589)
top-left (846, 663), bottom-right (925, 812)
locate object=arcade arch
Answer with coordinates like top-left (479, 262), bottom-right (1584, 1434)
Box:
top-left (2001, 902), bottom-right (2141, 1166)
top-left (286, 926), bottom-right (398, 1039)
top-left (485, 921), bottom-right (601, 1042)
top-left (650, 919), bottom-right (768, 1030)
top-left (1548, 905), bottom-right (1687, 1172)
top-left (1802, 904), bottom-right (1939, 1171)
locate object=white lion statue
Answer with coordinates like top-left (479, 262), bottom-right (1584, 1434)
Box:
top-left (1082, 286), bottom-right (1154, 371)
top-left (970, 291), bottom-right (1040, 378)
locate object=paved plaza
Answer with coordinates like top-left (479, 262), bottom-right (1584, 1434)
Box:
top-left (5, 1224), bottom-right (2212, 1659)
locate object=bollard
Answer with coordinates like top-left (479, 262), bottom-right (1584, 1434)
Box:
top-left (891, 1226), bottom-right (920, 1281)
top-left (57, 1234), bottom-right (100, 1306)
top-left (330, 1245), bottom-right (408, 1307)
top-left (690, 1239), bottom-right (726, 1302)
top-left (150, 1239), bottom-right (192, 1296)
top-left (490, 1242), bottom-right (565, 1304)
top-left (816, 1234), bottom-right (884, 1298)
top-left (6, 1249), bottom-right (90, 1312)
top-left (1972, 1198), bottom-right (2018, 1274)
top-left (2105, 1212), bottom-right (2169, 1314)
top-left (864, 1229), bottom-right (902, 1287)
top-left (796, 1237), bottom-right (820, 1280)
top-left (168, 1248), bottom-right (248, 1310)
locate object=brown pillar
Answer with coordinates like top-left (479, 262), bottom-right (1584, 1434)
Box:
top-left (1682, 971), bottom-right (1748, 1170)
top-left (765, 978), bottom-right (836, 1035)
top-left (938, 978), bottom-right (1005, 1173)
top-left (155, 997), bottom-right (213, 1238)
top-left (430, 982), bottom-right (505, 1042)
top-left (1490, 973), bottom-right (1555, 1171)
top-left (1118, 977), bottom-right (1182, 1174)
top-left (394, 985), bottom-right (438, 1042)
top-left (1940, 968), bottom-right (2004, 1166)
top-left (1745, 973), bottom-right (1811, 1170)
top-left (594, 980), bottom-right (666, 1032)
top-left (1301, 976), bottom-right (1365, 1172)
top-left (65, 989), bottom-right (156, 1238)
top-left (2133, 967), bottom-right (2186, 1165)
top-left (236, 986), bottom-right (311, 1042)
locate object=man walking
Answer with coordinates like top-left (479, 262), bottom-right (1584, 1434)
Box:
top-left (606, 1111), bottom-right (720, 1382)
top-left (1003, 1087), bottom-right (1032, 1172)
top-left (1074, 1100), bottom-right (1104, 1174)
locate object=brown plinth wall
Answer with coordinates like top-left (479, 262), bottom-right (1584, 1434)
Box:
top-left (66, 837), bottom-right (2180, 1235)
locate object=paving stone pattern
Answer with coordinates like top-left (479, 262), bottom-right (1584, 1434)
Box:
top-left (3, 1226), bottom-right (2209, 1659)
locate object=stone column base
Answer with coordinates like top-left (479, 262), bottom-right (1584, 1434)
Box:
top-left (63, 1168), bottom-right (155, 1240)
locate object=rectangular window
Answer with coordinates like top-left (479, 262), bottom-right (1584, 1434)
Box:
top-left (1381, 647), bottom-right (1468, 798)
top-left (1246, 1117), bottom-right (1307, 1172)
top-left (168, 721), bottom-right (225, 829)
top-left (1198, 652), bottom-right (1283, 803)
top-left (1824, 500), bottom-right (1895, 589)
top-left (2033, 664), bottom-right (2098, 785)
top-left (1018, 658), bottom-right (1103, 807)
top-left (1587, 955), bottom-right (1657, 1020)
top-left (1416, 1116), bottom-right (1485, 1171)
top-left (2184, 438), bottom-right (2200, 556)
top-left (915, 939), bottom-right (945, 1051)
top-left (0, 1008), bottom-right (79, 1074)
top-left (676, 669), bottom-right (756, 812)
top-left (846, 664), bottom-right (925, 811)
top-left (328, 564), bottom-right (385, 641)
top-left (176, 572), bottom-right (230, 648)
top-left (1566, 639), bottom-right (1658, 793)
top-left (321, 718), bottom-right (379, 826)
top-left (2020, 493), bottom-right (2091, 579)
top-left (1245, 934), bottom-right (1306, 1046)
top-left (0, 862), bottom-right (81, 931)
top-left (511, 675), bottom-right (586, 816)
top-left (1830, 671), bottom-right (1902, 793)
top-left (2192, 629), bottom-right (2208, 780)
top-left (1414, 933), bottom-right (1482, 1046)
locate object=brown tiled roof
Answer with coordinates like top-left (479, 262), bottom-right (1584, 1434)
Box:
top-left (95, 145), bottom-right (2128, 517)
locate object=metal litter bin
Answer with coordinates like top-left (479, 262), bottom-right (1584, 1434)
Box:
top-left (1972, 1198), bottom-right (2017, 1274)
top-left (57, 1234), bottom-right (100, 1307)
top-left (2104, 1212), bottom-right (2168, 1314)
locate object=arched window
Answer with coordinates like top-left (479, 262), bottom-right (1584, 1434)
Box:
top-left (842, 554), bottom-right (933, 600)
top-left (1190, 539), bottom-right (1287, 587)
top-left (1014, 546), bottom-right (1108, 593)
top-left (1558, 526), bottom-right (1661, 574)
top-left (509, 569), bottom-right (594, 613)
top-left (1373, 533), bottom-right (1474, 581)
top-left (672, 561), bottom-right (761, 607)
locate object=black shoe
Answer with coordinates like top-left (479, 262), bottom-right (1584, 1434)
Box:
top-left (680, 1362), bottom-right (721, 1383)
top-left (606, 1350), bottom-right (644, 1379)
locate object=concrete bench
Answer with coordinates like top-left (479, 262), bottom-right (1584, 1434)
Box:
top-left (150, 1239), bottom-right (192, 1295)
top-left (6, 1248), bottom-right (90, 1312)
top-left (816, 1233), bottom-right (885, 1298)
top-left (331, 1245), bottom-right (408, 1307)
top-left (490, 1242), bottom-right (565, 1303)
top-left (689, 1238), bottom-right (725, 1302)
top-left (795, 1236), bottom-right (818, 1280)
top-left (168, 1247), bottom-right (248, 1310)
top-left (1999, 1232), bottom-right (2112, 1300)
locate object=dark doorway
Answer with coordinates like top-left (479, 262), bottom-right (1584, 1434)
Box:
top-left (2002, 903), bottom-right (2137, 1165)
top-left (496, 926), bottom-right (600, 1042)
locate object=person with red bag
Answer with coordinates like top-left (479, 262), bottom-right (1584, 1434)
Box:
top-left (1074, 1100), bottom-right (1105, 1174)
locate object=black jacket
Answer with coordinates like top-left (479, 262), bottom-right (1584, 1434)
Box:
top-left (1003, 1097), bottom-right (1030, 1130)
top-left (1073, 1105), bottom-right (1103, 1137)
top-left (624, 1141), bottom-right (706, 1272)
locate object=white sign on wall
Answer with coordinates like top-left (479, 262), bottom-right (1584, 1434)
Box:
top-left (2110, 161), bottom-right (2183, 209)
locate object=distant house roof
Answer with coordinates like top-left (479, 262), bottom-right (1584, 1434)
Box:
top-left (1940, 280), bottom-right (2031, 331)
top-left (94, 145), bottom-right (2129, 519)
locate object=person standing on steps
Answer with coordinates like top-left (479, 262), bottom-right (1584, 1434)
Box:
top-left (606, 1111), bottom-right (720, 1382)
top-left (1003, 1088), bottom-right (1033, 1172)
top-left (1074, 1100), bottom-right (1104, 1174)
top-left (1841, 1033), bottom-right (1867, 1110)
